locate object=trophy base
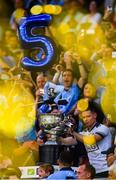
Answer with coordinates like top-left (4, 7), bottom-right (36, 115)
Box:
top-left (45, 141), bottom-right (58, 145)
top-left (39, 144), bottom-right (63, 164)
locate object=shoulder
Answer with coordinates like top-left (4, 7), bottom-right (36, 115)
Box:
top-left (47, 171), bottom-right (60, 179)
top-left (47, 169), bottom-right (76, 179)
top-left (94, 124), bottom-right (110, 137)
top-left (71, 84), bottom-right (80, 92)
top-left (47, 171), bottom-right (64, 179)
top-left (96, 123), bottom-right (109, 130)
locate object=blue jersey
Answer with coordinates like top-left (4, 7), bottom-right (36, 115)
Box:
top-left (54, 84), bottom-right (80, 114)
top-left (44, 81), bottom-right (64, 100)
top-left (47, 167), bottom-right (76, 179)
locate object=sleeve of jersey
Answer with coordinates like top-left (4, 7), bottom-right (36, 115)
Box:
top-left (95, 125), bottom-right (110, 138)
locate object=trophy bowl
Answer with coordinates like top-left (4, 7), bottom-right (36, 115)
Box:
top-left (39, 113), bottom-right (63, 142)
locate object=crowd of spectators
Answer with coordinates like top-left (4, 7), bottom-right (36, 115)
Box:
top-left (0, 0), bottom-right (116, 179)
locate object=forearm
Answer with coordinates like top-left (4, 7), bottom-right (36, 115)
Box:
top-left (59, 137), bottom-right (77, 145)
top-left (78, 63), bottom-right (87, 80)
top-left (52, 72), bottom-right (61, 84)
top-left (65, 61), bottom-right (72, 69)
top-left (72, 131), bottom-right (84, 143)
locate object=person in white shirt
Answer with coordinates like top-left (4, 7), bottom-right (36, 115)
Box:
top-left (76, 1), bottom-right (102, 31)
top-left (71, 101), bottom-right (112, 178)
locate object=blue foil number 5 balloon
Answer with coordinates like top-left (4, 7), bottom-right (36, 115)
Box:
top-left (19, 14), bottom-right (57, 71)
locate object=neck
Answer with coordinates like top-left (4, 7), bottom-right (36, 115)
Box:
top-left (64, 87), bottom-right (70, 90)
top-left (88, 121), bottom-right (97, 131)
top-left (64, 84), bottom-right (72, 89)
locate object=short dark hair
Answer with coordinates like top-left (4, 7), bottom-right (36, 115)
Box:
top-left (59, 151), bottom-right (73, 166)
top-left (85, 163), bottom-right (96, 179)
top-left (85, 101), bottom-right (105, 123)
top-left (62, 69), bottom-right (74, 78)
top-left (39, 163), bottom-right (54, 174)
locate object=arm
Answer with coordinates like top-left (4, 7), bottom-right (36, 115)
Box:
top-left (72, 131), bottom-right (103, 144)
top-left (36, 129), bottom-right (45, 145)
top-left (73, 53), bottom-right (87, 88)
top-left (72, 131), bottom-right (84, 143)
top-left (94, 133), bottom-right (104, 142)
top-left (52, 72), bottom-right (61, 84)
top-left (63, 51), bottom-right (73, 69)
top-left (63, 51), bottom-right (87, 88)
top-left (59, 136), bottom-right (77, 145)
top-left (52, 64), bottom-right (62, 84)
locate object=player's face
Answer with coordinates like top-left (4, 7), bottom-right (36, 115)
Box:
top-left (63, 71), bottom-right (73, 88)
top-left (82, 110), bottom-right (97, 128)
